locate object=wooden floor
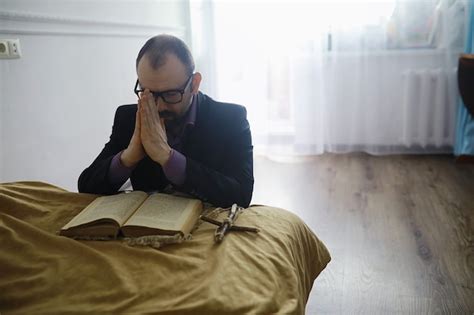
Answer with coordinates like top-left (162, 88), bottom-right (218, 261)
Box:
top-left (252, 154), bottom-right (474, 314)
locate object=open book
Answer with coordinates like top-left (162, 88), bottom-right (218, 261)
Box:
top-left (60, 191), bottom-right (202, 239)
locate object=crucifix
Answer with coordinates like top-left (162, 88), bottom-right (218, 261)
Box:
top-left (200, 204), bottom-right (260, 243)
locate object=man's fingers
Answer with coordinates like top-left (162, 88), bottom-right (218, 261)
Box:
top-left (141, 92), bottom-right (155, 123)
top-left (140, 92), bottom-right (153, 129)
top-left (147, 90), bottom-right (156, 109)
top-left (135, 102), bottom-right (141, 130)
top-left (160, 118), bottom-right (166, 130)
top-left (139, 90), bottom-right (168, 146)
top-left (141, 90), bottom-right (163, 130)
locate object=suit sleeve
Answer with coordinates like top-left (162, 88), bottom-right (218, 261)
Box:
top-left (183, 107), bottom-right (254, 208)
top-left (77, 107), bottom-right (131, 194)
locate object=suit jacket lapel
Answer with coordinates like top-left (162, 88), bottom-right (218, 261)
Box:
top-left (183, 92), bottom-right (207, 157)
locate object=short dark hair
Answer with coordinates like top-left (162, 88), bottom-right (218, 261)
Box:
top-left (136, 34), bottom-right (195, 75)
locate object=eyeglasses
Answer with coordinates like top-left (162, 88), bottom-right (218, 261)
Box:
top-left (134, 74), bottom-right (194, 104)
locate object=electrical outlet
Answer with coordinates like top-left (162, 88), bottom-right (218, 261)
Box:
top-left (0, 40), bottom-right (9, 57)
top-left (0, 39), bottom-right (21, 59)
top-left (9, 39), bottom-right (21, 57)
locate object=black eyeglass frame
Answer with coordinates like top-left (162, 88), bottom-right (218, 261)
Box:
top-left (134, 73), bottom-right (194, 104)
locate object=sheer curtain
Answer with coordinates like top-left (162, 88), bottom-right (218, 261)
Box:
top-left (191, 0), bottom-right (467, 156)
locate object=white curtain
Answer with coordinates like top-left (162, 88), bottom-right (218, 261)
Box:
top-left (191, 0), bottom-right (467, 156)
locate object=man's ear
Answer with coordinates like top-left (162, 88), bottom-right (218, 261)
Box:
top-left (191, 72), bottom-right (202, 95)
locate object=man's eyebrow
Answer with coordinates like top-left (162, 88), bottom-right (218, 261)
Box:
top-left (143, 82), bottom-right (185, 93)
top-left (146, 86), bottom-right (181, 93)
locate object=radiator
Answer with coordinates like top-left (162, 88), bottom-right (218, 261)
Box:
top-left (401, 68), bottom-right (458, 148)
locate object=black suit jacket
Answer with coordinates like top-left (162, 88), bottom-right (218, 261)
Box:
top-left (78, 92), bottom-right (254, 207)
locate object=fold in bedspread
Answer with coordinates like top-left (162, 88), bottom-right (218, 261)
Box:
top-left (0, 181), bottom-right (330, 314)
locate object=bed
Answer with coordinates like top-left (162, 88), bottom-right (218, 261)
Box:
top-left (0, 181), bottom-right (331, 314)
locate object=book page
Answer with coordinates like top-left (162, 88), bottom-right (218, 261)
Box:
top-left (62, 191), bottom-right (148, 229)
top-left (123, 193), bottom-right (201, 232)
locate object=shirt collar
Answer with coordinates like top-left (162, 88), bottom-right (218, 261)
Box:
top-left (184, 94), bottom-right (198, 127)
top-left (165, 94), bottom-right (198, 138)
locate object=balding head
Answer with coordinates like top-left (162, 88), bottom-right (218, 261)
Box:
top-left (136, 34), bottom-right (195, 76)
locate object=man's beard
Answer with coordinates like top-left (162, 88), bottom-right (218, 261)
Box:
top-left (160, 96), bottom-right (193, 122)
top-left (159, 110), bottom-right (179, 120)
top-left (159, 97), bottom-right (194, 124)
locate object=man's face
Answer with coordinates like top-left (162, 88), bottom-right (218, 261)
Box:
top-left (137, 54), bottom-right (196, 121)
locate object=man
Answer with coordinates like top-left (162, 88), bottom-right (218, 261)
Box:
top-left (78, 34), bottom-right (254, 208)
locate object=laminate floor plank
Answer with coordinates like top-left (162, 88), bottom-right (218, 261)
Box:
top-left (252, 154), bottom-right (474, 314)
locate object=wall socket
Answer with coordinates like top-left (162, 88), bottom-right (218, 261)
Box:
top-left (0, 39), bottom-right (22, 59)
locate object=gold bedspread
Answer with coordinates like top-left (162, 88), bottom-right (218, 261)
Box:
top-left (0, 182), bottom-right (330, 314)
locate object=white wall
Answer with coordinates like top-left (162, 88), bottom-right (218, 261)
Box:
top-left (0, 0), bottom-right (189, 26)
top-left (0, 0), bottom-right (190, 191)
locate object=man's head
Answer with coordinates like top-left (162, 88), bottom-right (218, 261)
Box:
top-left (135, 34), bottom-right (201, 121)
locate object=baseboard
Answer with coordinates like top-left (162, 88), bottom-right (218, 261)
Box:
top-left (455, 155), bottom-right (474, 164)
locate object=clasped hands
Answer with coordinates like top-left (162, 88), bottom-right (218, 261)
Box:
top-left (121, 90), bottom-right (171, 167)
